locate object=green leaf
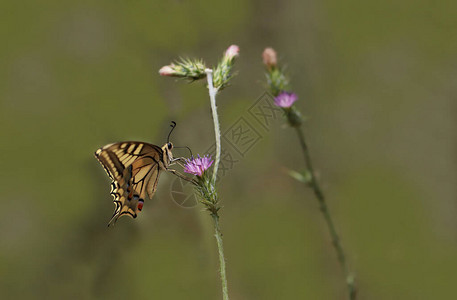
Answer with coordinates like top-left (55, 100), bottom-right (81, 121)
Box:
top-left (287, 169), bottom-right (312, 183)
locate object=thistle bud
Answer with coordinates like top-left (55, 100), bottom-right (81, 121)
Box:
top-left (159, 65), bottom-right (176, 76)
top-left (262, 47), bottom-right (277, 69)
top-left (158, 59), bottom-right (207, 80)
top-left (224, 45), bottom-right (239, 60)
top-left (213, 45), bottom-right (240, 90)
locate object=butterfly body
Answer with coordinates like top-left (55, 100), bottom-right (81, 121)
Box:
top-left (95, 141), bottom-right (175, 226)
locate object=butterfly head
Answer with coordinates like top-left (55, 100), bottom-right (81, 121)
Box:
top-left (162, 142), bottom-right (174, 165)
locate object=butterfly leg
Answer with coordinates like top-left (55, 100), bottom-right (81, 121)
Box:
top-left (166, 167), bottom-right (198, 185)
top-left (169, 157), bottom-right (198, 184)
top-left (170, 157), bottom-right (187, 168)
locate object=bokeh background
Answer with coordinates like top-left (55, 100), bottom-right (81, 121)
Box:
top-left (1, 0), bottom-right (456, 299)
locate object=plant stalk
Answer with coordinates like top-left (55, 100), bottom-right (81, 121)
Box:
top-left (205, 69), bottom-right (221, 186)
top-left (294, 126), bottom-right (356, 300)
top-left (205, 68), bottom-right (229, 300)
top-left (212, 212), bottom-right (229, 300)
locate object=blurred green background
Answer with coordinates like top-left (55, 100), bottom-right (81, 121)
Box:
top-left (1, 0), bottom-right (456, 299)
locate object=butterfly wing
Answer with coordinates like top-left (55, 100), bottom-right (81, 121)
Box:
top-left (95, 142), bottom-right (165, 225)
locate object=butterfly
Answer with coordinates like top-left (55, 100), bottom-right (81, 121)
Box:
top-left (95, 122), bottom-right (195, 226)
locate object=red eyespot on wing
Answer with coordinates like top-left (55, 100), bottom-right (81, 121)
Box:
top-left (138, 201), bottom-right (144, 211)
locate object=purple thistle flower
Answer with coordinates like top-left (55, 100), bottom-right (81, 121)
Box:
top-left (274, 92), bottom-right (298, 108)
top-left (183, 155), bottom-right (214, 177)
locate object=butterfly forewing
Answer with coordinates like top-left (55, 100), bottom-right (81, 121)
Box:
top-left (95, 142), bottom-right (165, 226)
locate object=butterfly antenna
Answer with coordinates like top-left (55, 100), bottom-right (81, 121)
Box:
top-left (174, 146), bottom-right (193, 158)
top-left (167, 121), bottom-right (177, 143)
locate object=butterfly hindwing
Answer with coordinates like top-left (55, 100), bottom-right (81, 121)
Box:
top-left (95, 142), bottom-right (165, 225)
top-left (131, 155), bottom-right (163, 199)
top-left (108, 165), bottom-right (140, 225)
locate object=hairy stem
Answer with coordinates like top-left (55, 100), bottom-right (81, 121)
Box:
top-left (205, 68), bottom-right (229, 300)
top-left (294, 126), bottom-right (356, 300)
top-left (211, 212), bottom-right (229, 300)
top-left (205, 68), bottom-right (221, 186)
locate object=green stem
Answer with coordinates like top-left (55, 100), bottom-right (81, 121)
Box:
top-left (205, 68), bottom-right (229, 300)
top-left (211, 212), bottom-right (229, 300)
top-left (294, 126), bottom-right (356, 300)
top-left (205, 68), bottom-right (221, 186)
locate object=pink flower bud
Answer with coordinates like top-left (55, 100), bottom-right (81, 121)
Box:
top-left (159, 65), bottom-right (175, 76)
top-left (262, 47), bottom-right (277, 68)
top-left (224, 45), bottom-right (239, 60)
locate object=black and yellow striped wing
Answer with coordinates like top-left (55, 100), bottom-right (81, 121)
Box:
top-left (95, 142), bottom-right (165, 226)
